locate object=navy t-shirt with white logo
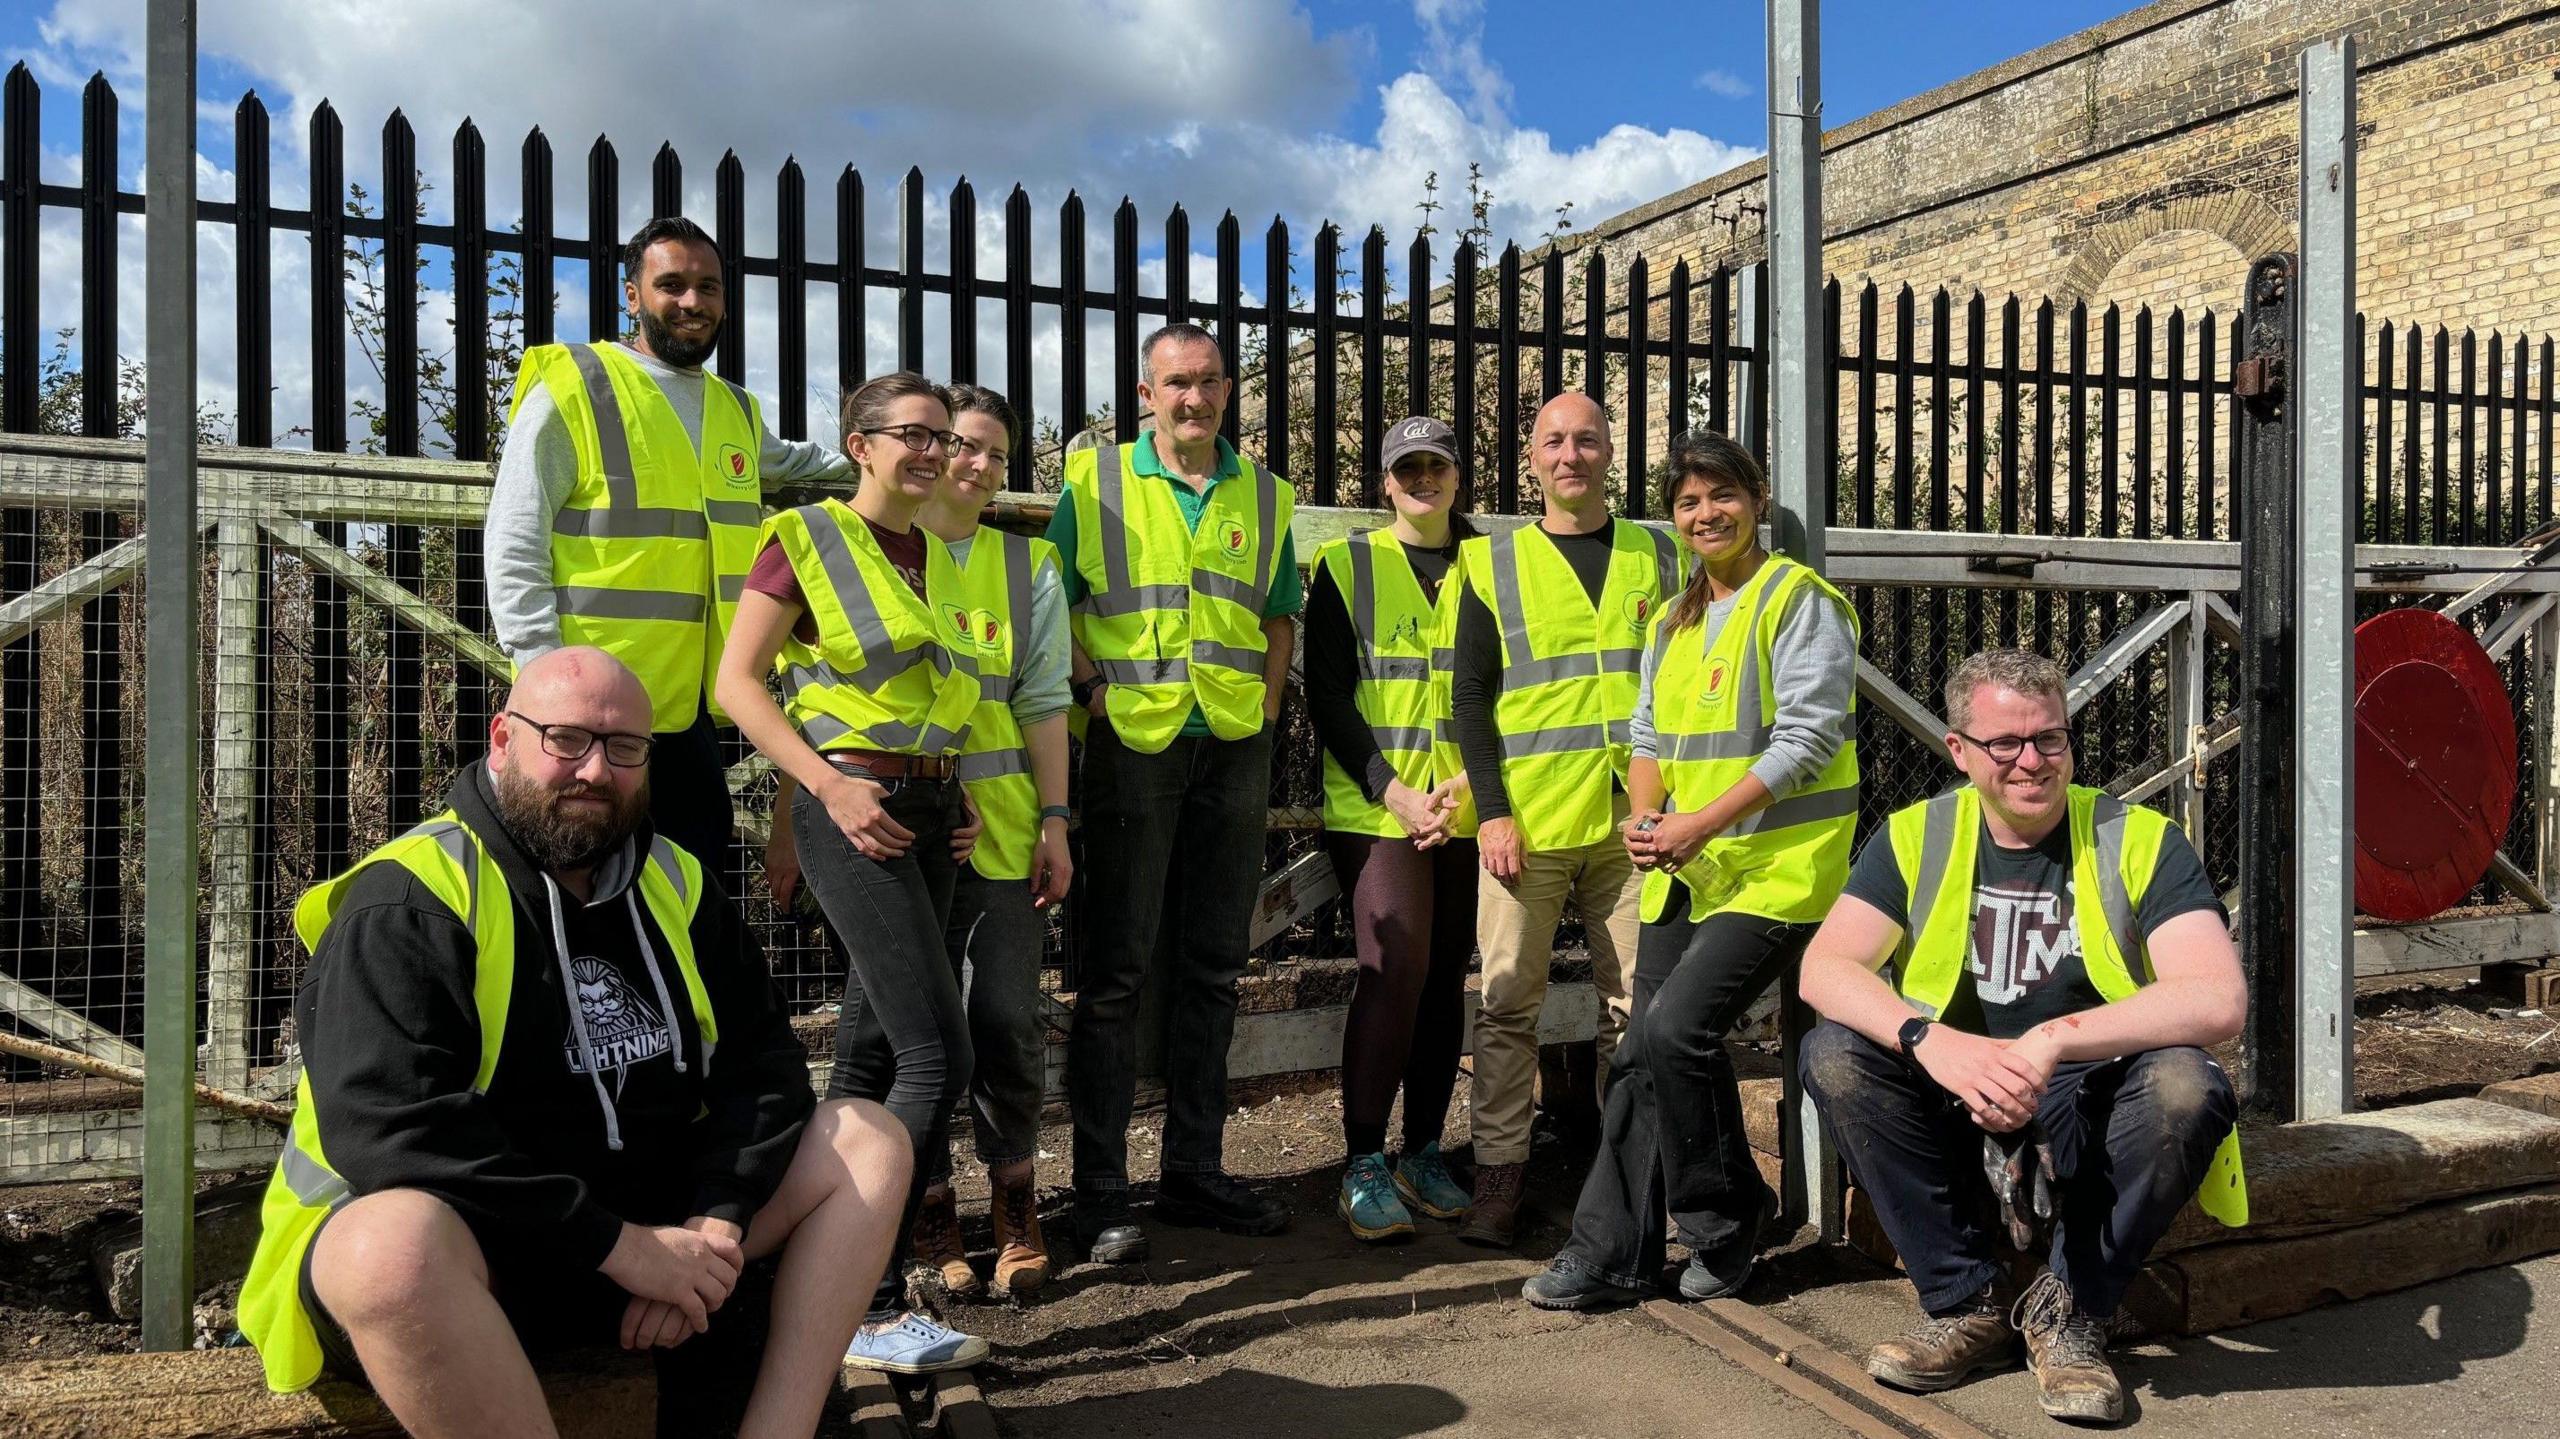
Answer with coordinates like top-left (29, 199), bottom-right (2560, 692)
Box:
top-left (1839, 813), bottom-right (2225, 1040)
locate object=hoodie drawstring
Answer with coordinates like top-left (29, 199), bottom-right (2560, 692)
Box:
top-left (545, 874), bottom-right (625, 1153)
top-left (626, 890), bottom-right (687, 1076)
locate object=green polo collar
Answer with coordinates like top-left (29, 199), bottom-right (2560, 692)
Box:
top-left (1130, 429), bottom-right (1243, 485)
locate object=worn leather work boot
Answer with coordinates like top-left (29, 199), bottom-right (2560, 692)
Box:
top-left (1865, 1279), bottom-right (2021, 1394)
top-left (912, 1185), bottom-right (979, 1298)
top-left (1455, 1161), bottom-right (1527, 1247)
top-left (989, 1173), bottom-right (1053, 1298)
top-left (2013, 1270), bottom-right (2126, 1424)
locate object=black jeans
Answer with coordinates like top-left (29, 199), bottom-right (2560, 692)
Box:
top-left (1798, 1021), bottom-right (2237, 1317)
top-left (797, 770), bottom-right (969, 1313)
top-left (1066, 722), bottom-right (1273, 1192)
top-left (924, 867), bottom-right (1049, 1186)
top-left (1558, 897), bottom-right (1810, 1289)
top-left (1325, 831), bottom-right (1479, 1157)
top-left (648, 709), bottom-right (736, 878)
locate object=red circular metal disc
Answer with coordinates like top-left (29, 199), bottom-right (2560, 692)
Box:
top-left (2353, 607), bottom-right (2519, 922)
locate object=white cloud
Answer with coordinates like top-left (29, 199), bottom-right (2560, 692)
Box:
top-left (1695, 68), bottom-right (1753, 99)
top-left (20, 0), bottom-right (1753, 446)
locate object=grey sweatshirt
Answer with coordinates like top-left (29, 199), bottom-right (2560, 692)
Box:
top-left (1631, 580), bottom-right (1858, 799)
top-left (487, 342), bottom-right (853, 664)
top-left (942, 529), bottom-right (1072, 726)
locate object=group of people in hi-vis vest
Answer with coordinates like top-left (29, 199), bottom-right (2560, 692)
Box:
top-left (235, 215), bottom-right (2254, 1435)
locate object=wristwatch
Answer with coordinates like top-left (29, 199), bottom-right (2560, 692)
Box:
top-left (1071, 675), bottom-right (1104, 707)
top-left (1897, 1015), bottom-right (1935, 1057)
top-left (1039, 804), bottom-right (1073, 824)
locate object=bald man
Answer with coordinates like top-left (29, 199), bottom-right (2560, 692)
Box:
top-left (1447, 392), bottom-right (1682, 1246)
top-left (239, 647), bottom-right (912, 1439)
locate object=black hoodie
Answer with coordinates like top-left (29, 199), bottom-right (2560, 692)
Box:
top-left (295, 766), bottom-right (814, 1273)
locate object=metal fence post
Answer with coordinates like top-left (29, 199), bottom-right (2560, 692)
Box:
top-left (141, 0), bottom-right (200, 1352)
top-left (1767, 0), bottom-right (1842, 1240)
top-left (2296, 37), bottom-right (2358, 1119)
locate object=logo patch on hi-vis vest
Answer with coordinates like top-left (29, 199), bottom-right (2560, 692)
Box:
top-left (1217, 518), bottom-right (1250, 560)
top-left (943, 603), bottom-right (972, 640)
top-left (971, 608), bottom-right (1003, 652)
top-left (1701, 657), bottom-right (1732, 704)
top-left (1623, 592), bottom-right (1651, 630)
top-left (718, 444), bottom-right (751, 484)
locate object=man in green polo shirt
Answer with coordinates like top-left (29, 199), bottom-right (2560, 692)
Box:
top-left (1045, 323), bottom-right (1300, 1262)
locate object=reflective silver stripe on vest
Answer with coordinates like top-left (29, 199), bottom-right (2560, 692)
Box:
top-left (1368, 724), bottom-right (1434, 754)
top-left (1599, 647), bottom-right (1642, 675)
top-left (1359, 656), bottom-right (1430, 683)
top-left (1729, 783), bottom-right (1860, 837)
top-left (1656, 728), bottom-right (1764, 763)
top-left (1191, 639), bottom-right (1264, 674)
top-left (1489, 530), bottom-right (1534, 662)
top-left (1253, 456), bottom-right (1283, 597)
top-left (1193, 569), bottom-right (1264, 610)
top-left (1431, 646), bottom-right (1454, 669)
top-left (552, 508), bottom-right (709, 540)
top-left (1078, 583), bottom-right (1192, 621)
top-left (2091, 795), bottom-right (2144, 979)
top-left (555, 586), bottom-right (707, 622)
top-left (1094, 440), bottom-right (1134, 592)
top-left (799, 506), bottom-right (917, 675)
top-left (800, 712), bottom-right (854, 750)
top-left (705, 499), bottom-right (764, 529)
top-left (1900, 791), bottom-right (1965, 1016)
top-left (1001, 531), bottom-right (1037, 688)
top-left (1511, 652), bottom-right (1600, 686)
top-left (1499, 722), bottom-right (1612, 759)
top-left (280, 1141), bottom-right (351, 1211)
top-left (718, 573), bottom-right (746, 603)
top-left (1097, 656), bottom-right (1187, 685)
top-left (782, 647), bottom-right (945, 704)
top-left (958, 749), bottom-right (1030, 781)
top-left (567, 343), bottom-right (639, 513)
top-left (1648, 524), bottom-right (1679, 600)
top-left (650, 834), bottom-right (691, 908)
top-left (977, 673), bottom-right (1016, 703)
top-left (420, 819), bottom-right (479, 934)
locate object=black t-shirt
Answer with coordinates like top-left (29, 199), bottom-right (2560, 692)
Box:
top-left (1839, 813), bottom-right (2226, 1040)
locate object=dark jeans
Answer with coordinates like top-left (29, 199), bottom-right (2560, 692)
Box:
top-left (924, 867), bottom-right (1049, 1187)
top-left (1325, 831), bottom-right (1478, 1157)
top-left (797, 770), bottom-right (969, 1313)
top-left (1798, 1021), bottom-right (2237, 1317)
top-left (1559, 898), bottom-right (1810, 1289)
top-left (1066, 722), bottom-right (1273, 1192)
top-left (649, 709), bottom-right (736, 877)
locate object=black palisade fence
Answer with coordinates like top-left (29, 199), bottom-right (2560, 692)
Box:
top-left (1, 69), bottom-right (2555, 1073)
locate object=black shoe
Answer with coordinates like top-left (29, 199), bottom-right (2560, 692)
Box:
top-left (1677, 1240), bottom-right (1756, 1301)
top-left (1154, 1171), bottom-right (1290, 1236)
top-left (1067, 1191), bottom-right (1149, 1265)
top-left (1520, 1255), bottom-right (1649, 1312)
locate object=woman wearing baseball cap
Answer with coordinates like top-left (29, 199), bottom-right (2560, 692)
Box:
top-left (1304, 415), bottom-right (1483, 1243)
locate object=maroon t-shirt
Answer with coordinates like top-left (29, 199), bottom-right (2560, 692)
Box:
top-left (743, 514), bottom-right (929, 643)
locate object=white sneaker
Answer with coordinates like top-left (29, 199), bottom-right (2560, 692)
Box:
top-left (841, 1310), bottom-right (990, 1374)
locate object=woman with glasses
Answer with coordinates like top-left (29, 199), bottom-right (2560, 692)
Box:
top-left (1304, 416), bottom-right (1481, 1243)
top-left (714, 371), bottom-right (992, 1375)
top-left (1523, 431), bottom-right (1860, 1310)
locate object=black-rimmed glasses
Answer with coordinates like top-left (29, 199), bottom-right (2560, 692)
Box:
top-left (863, 424), bottom-right (964, 455)
top-left (506, 711), bottom-right (654, 768)
top-left (1952, 726), bottom-right (2071, 764)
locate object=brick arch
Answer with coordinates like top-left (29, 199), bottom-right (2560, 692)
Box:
top-left (2054, 182), bottom-right (2293, 302)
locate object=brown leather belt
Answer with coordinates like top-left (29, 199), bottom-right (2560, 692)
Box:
top-left (826, 749), bottom-right (958, 782)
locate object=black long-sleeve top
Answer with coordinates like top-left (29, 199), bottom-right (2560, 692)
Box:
top-left (1305, 535), bottom-right (1459, 802)
top-left (1450, 519), bottom-right (1622, 823)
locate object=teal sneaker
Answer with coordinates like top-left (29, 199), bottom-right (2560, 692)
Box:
top-left (1339, 1153), bottom-right (1416, 1243)
top-left (842, 1311), bottom-right (989, 1375)
top-left (1394, 1141), bottom-right (1473, 1221)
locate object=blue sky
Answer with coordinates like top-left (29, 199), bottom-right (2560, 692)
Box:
top-left (0, 0), bottom-right (2142, 442)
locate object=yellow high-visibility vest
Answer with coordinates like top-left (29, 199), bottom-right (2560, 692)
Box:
top-left (1887, 784), bottom-right (2249, 1228)
top-left (763, 501), bottom-right (982, 757)
top-left (508, 342), bottom-right (765, 732)
top-left (951, 528), bottom-right (1059, 881)
top-left (1064, 441), bottom-right (1293, 752)
top-left (1638, 554), bottom-right (1860, 924)
top-left (1461, 521), bottom-right (1682, 852)
top-left (238, 813), bottom-right (716, 1393)
top-left (1314, 529), bottom-right (1476, 839)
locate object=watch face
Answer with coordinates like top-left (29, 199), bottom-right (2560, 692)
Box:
top-left (1899, 1017), bottom-right (1931, 1052)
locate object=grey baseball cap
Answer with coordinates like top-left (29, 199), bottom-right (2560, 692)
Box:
top-left (1380, 415), bottom-right (1457, 470)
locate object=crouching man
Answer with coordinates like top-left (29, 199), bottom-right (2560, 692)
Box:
top-left (241, 647), bottom-right (910, 1439)
top-left (1796, 648), bottom-right (2248, 1425)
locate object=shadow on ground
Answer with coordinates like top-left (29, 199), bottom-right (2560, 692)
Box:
top-left (995, 1367), bottom-right (1468, 1438)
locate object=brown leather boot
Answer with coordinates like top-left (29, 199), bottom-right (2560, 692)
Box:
top-left (1455, 1161), bottom-right (1526, 1247)
top-left (990, 1173), bottom-right (1052, 1298)
top-left (1865, 1281), bottom-right (2021, 1393)
top-left (2013, 1270), bottom-right (2125, 1423)
top-left (913, 1185), bottom-right (980, 1298)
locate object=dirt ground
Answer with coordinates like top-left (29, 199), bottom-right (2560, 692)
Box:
top-left (5, 970), bottom-right (2560, 1435)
